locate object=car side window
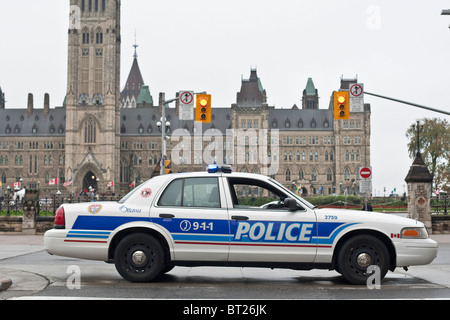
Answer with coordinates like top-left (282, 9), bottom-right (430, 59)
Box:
top-left (183, 178), bottom-right (220, 208)
top-left (158, 179), bottom-right (183, 206)
top-left (158, 177), bottom-right (220, 208)
top-left (227, 177), bottom-right (304, 211)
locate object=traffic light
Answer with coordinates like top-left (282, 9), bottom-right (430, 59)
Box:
top-left (195, 94), bottom-right (212, 123)
top-left (334, 91), bottom-right (349, 120)
top-left (164, 160), bottom-right (172, 175)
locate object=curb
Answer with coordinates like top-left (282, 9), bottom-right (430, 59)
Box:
top-left (0, 276), bottom-right (12, 292)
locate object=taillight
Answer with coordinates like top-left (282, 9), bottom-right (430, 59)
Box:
top-left (54, 206), bottom-right (65, 229)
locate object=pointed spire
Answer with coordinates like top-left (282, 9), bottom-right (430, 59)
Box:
top-left (133, 30), bottom-right (139, 59)
top-left (304, 78), bottom-right (317, 96)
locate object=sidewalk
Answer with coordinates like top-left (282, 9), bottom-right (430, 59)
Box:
top-left (0, 235), bottom-right (45, 293)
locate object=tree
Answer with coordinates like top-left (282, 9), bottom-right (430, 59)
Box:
top-left (406, 118), bottom-right (450, 191)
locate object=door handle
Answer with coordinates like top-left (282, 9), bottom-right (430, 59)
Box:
top-left (232, 215), bottom-right (249, 221)
top-left (159, 214), bottom-right (175, 219)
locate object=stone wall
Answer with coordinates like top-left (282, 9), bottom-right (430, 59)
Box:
top-left (0, 216), bottom-right (54, 235)
top-left (432, 215), bottom-right (450, 234)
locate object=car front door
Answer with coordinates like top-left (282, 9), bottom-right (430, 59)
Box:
top-left (224, 177), bottom-right (317, 263)
top-left (151, 176), bottom-right (230, 262)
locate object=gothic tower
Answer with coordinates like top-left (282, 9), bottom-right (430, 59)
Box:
top-left (65, 0), bottom-right (121, 194)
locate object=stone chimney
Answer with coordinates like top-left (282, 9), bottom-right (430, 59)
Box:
top-left (27, 93), bottom-right (33, 115)
top-left (44, 93), bottom-right (50, 115)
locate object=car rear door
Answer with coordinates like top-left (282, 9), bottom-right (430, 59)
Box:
top-left (151, 175), bottom-right (230, 261)
top-left (224, 176), bottom-right (317, 263)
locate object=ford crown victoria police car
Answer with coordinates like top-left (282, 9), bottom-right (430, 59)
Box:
top-left (44, 165), bottom-right (438, 285)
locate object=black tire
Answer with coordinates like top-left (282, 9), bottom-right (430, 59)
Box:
top-left (114, 233), bottom-right (165, 282)
top-left (337, 235), bottom-right (389, 285)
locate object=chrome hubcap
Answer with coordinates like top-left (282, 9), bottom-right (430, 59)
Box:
top-left (356, 253), bottom-right (372, 268)
top-left (131, 250), bottom-right (147, 267)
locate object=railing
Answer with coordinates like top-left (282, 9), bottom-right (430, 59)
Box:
top-left (0, 194), bottom-right (123, 217)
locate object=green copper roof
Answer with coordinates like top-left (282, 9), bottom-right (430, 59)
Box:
top-left (137, 85), bottom-right (153, 105)
top-left (305, 78), bottom-right (317, 96)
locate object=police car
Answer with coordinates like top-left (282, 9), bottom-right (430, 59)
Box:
top-left (44, 165), bottom-right (438, 285)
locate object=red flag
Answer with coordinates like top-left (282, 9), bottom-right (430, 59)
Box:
top-left (47, 178), bottom-right (58, 186)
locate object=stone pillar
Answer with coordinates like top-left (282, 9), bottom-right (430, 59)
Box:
top-left (404, 152), bottom-right (433, 233)
top-left (22, 189), bottom-right (39, 235)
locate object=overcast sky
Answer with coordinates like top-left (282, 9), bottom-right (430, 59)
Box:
top-left (1, 1), bottom-right (450, 196)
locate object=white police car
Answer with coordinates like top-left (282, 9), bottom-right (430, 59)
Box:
top-left (44, 165), bottom-right (438, 285)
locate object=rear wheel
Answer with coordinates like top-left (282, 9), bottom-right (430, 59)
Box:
top-left (114, 233), bottom-right (165, 282)
top-left (337, 235), bottom-right (389, 285)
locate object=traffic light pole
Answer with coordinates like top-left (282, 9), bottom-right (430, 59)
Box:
top-left (159, 91), bottom-right (207, 175)
top-left (365, 91), bottom-right (450, 116)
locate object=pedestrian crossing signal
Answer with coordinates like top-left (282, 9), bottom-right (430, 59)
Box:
top-left (195, 94), bottom-right (211, 123)
top-left (334, 91), bottom-right (349, 120)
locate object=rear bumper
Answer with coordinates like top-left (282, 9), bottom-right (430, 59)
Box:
top-left (394, 238), bottom-right (439, 267)
top-left (44, 228), bottom-right (109, 261)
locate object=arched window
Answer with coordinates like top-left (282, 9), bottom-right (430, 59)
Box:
top-left (311, 169), bottom-right (317, 181)
top-left (82, 29), bottom-right (90, 44)
top-left (285, 169), bottom-right (291, 181)
top-left (344, 167), bottom-right (351, 181)
top-left (96, 29), bottom-right (103, 44)
top-left (84, 118), bottom-right (97, 144)
top-left (120, 159), bottom-right (129, 183)
top-left (327, 168), bottom-right (333, 182)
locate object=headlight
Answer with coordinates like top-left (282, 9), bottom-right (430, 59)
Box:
top-left (400, 227), bottom-right (428, 239)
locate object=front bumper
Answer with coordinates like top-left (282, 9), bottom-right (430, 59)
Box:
top-left (394, 238), bottom-right (439, 267)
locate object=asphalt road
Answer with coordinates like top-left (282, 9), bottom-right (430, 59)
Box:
top-left (1, 237), bottom-right (449, 301)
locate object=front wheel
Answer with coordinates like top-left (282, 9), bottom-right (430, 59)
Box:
top-left (114, 233), bottom-right (165, 282)
top-left (337, 235), bottom-right (389, 285)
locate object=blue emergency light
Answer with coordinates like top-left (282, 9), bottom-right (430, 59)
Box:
top-left (207, 164), bottom-right (219, 173)
top-left (207, 164), bottom-right (233, 174)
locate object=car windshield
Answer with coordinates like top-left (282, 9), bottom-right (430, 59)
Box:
top-left (269, 178), bottom-right (316, 210)
top-left (118, 186), bottom-right (140, 204)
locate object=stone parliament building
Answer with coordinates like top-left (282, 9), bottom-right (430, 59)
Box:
top-left (0, 0), bottom-right (371, 198)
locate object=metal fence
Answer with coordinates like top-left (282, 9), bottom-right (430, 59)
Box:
top-left (0, 193), bottom-right (448, 216)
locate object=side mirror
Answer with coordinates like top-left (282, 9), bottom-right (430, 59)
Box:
top-left (284, 198), bottom-right (298, 211)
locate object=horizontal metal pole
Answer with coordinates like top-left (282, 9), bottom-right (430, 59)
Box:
top-left (365, 91), bottom-right (450, 116)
